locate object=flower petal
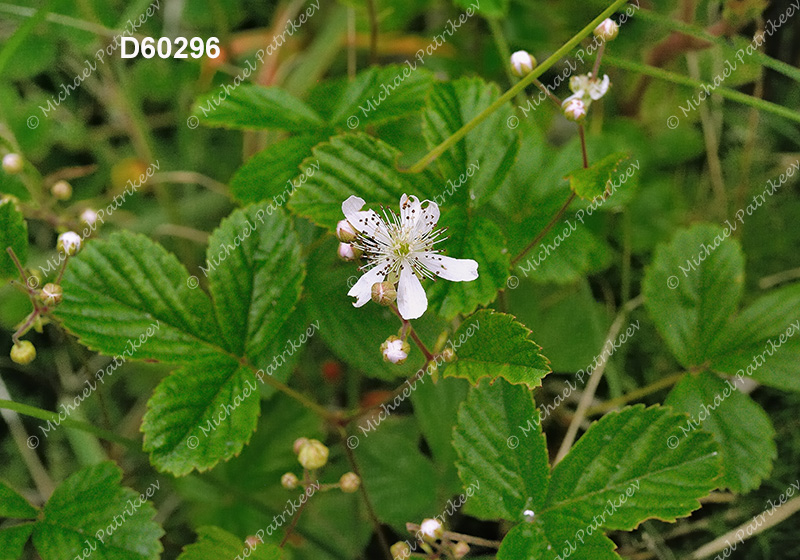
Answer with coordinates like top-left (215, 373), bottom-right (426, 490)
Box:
top-left (347, 265), bottom-right (388, 307)
top-left (418, 254), bottom-right (479, 282)
top-left (342, 195), bottom-right (390, 243)
top-left (397, 265), bottom-right (428, 320)
top-left (417, 200), bottom-right (440, 236)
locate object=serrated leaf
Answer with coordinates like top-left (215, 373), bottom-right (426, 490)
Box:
top-left (32, 462), bottom-right (163, 560)
top-left (56, 232), bottom-right (224, 364)
top-left (193, 85), bottom-right (325, 131)
top-left (0, 524), bottom-right (35, 560)
top-left (205, 204), bottom-right (304, 362)
top-left (566, 153), bottom-right (628, 200)
top-left (288, 133), bottom-right (437, 230)
top-left (0, 197), bottom-right (27, 282)
top-left (444, 310), bottom-right (550, 388)
top-left (709, 283), bottom-right (800, 391)
top-left (666, 371), bottom-right (775, 493)
top-left (546, 405), bottom-right (721, 530)
top-left (453, 379), bottom-right (550, 521)
top-left (0, 481), bottom-right (37, 518)
top-left (497, 517), bottom-right (620, 560)
top-left (423, 77), bottom-right (519, 206)
top-left (427, 208), bottom-right (511, 319)
top-left (314, 64), bottom-right (434, 128)
top-left (230, 135), bottom-right (323, 204)
top-left (142, 355), bottom-right (260, 476)
top-left (177, 526), bottom-right (282, 560)
top-left (643, 224), bottom-right (744, 367)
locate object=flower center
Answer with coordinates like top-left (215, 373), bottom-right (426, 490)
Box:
top-left (396, 241), bottom-right (411, 257)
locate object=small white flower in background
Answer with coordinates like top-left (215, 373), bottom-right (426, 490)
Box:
top-left (57, 231), bottom-right (82, 256)
top-left (280, 472), bottom-right (299, 490)
top-left (594, 18), bottom-right (619, 41)
top-left (2, 153), bottom-right (23, 175)
top-left (381, 336), bottom-right (410, 365)
top-left (562, 97), bottom-right (588, 122)
top-left (420, 518), bottom-right (444, 542)
top-left (339, 472), bottom-right (361, 493)
top-left (50, 180), bottom-right (72, 201)
top-left (510, 50), bottom-right (537, 77)
top-left (342, 194), bottom-right (479, 320)
top-left (81, 209), bottom-right (99, 227)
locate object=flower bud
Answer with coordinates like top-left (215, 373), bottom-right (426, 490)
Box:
top-left (338, 243), bottom-right (362, 261)
top-left (10, 341), bottom-right (36, 365)
top-left (510, 50), bottom-right (537, 77)
top-left (441, 347), bottom-right (456, 362)
top-left (293, 437), bottom-right (310, 454)
top-left (381, 336), bottom-right (410, 365)
top-left (57, 231), bottom-right (82, 256)
top-left (390, 542), bottom-right (411, 560)
top-left (2, 153), bottom-right (23, 175)
top-left (336, 220), bottom-right (358, 243)
top-left (339, 472), bottom-right (361, 493)
top-left (562, 98), bottom-right (587, 122)
top-left (51, 180), bottom-right (72, 201)
top-left (297, 439), bottom-right (329, 470)
top-left (371, 282), bottom-right (397, 306)
top-left (81, 209), bottom-right (99, 227)
top-left (41, 283), bottom-right (63, 306)
top-left (594, 18), bottom-right (619, 41)
top-left (281, 472), bottom-right (299, 490)
top-left (245, 535), bottom-right (260, 548)
top-left (452, 541), bottom-right (470, 559)
top-left (420, 518), bottom-right (444, 542)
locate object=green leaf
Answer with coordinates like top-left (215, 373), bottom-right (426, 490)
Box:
top-left (205, 204), bottom-right (305, 363)
top-left (666, 371), bottom-right (775, 493)
top-left (142, 356), bottom-right (260, 476)
top-left (0, 197), bottom-right (27, 282)
top-left (0, 524), bottom-right (35, 560)
top-left (288, 133), bottom-right (437, 230)
top-left (566, 153), bottom-right (629, 201)
top-left (708, 283), bottom-right (800, 392)
top-left (453, 379), bottom-right (550, 521)
top-left (311, 64), bottom-right (434, 128)
top-left (444, 310), bottom-right (550, 388)
top-left (426, 208), bottom-right (511, 319)
top-left (177, 526), bottom-right (282, 560)
top-left (230, 135), bottom-right (323, 205)
top-left (56, 231), bottom-right (224, 364)
top-left (423, 77), bottom-right (519, 207)
top-left (546, 405), bottom-right (720, 530)
top-left (0, 481), bottom-right (37, 519)
top-left (497, 518), bottom-right (620, 560)
top-left (32, 462), bottom-right (163, 560)
top-left (643, 224), bottom-right (744, 367)
top-left (193, 85), bottom-right (325, 131)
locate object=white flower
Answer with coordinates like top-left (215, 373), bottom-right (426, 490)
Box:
top-left (510, 50), bottom-right (537, 77)
top-left (57, 231), bottom-right (82, 256)
top-left (381, 336), bottom-right (410, 364)
top-left (420, 518), bottom-right (444, 542)
top-left (568, 73), bottom-right (611, 103)
top-left (342, 194), bottom-right (478, 320)
top-left (562, 97), bottom-right (588, 122)
top-left (81, 209), bottom-right (99, 227)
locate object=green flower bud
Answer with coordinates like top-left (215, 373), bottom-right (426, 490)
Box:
top-left (339, 472), bottom-right (361, 493)
top-left (297, 439), bottom-right (329, 470)
top-left (41, 283), bottom-right (63, 306)
top-left (10, 341), bottom-right (36, 365)
top-left (371, 282), bottom-right (397, 306)
top-left (281, 472), bottom-right (299, 490)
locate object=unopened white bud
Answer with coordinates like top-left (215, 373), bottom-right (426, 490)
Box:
top-left (594, 18), bottom-right (619, 41)
top-left (57, 232), bottom-right (82, 256)
top-left (281, 472), bottom-right (299, 489)
top-left (338, 243), bottom-right (362, 261)
top-left (51, 180), bottom-right (72, 201)
top-left (339, 472), bottom-right (361, 493)
top-left (81, 209), bottom-right (99, 227)
top-left (2, 153), bottom-right (23, 175)
top-left (510, 50), bottom-right (537, 77)
top-left (562, 98), bottom-right (588, 122)
top-left (41, 283), bottom-right (63, 306)
top-left (420, 518), bottom-right (444, 542)
top-left (381, 336), bottom-right (410, 365)
top-left (371, 282), bottom-right (397, 306)
top-left (336, 220), bottom-right (358, 243)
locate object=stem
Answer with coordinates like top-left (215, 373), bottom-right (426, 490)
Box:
top-left (389, 305), bottom-right (434, 360)
top-left (510, 192), bottom-right (576, 266)
top-left (406, 0), bottom-right (631, 173)
top-left (247, 363), bottom-right (335, 421)
top-left (0, 399), bottom-right (140, 449)
top-left (12, 311), bottom-right (41, 345)
top-left (486, 18), bottom-right (517, 89)
top-left (6, 247), bottom-right (31, 285)
top-left (406, 524), bottom-right (502, 548)
top-left (578, 124), bottom-right (589, 168)
top-left (591, 42), bottom-right (606, 77)
top-left (532, 78), bottom-right (563, 108)
top-left (554, 295), bottom-right (643, 464)
top-left (280, 490), bottom-right (312, 547)
top-left (585, 372), bottom-right (686, 416)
